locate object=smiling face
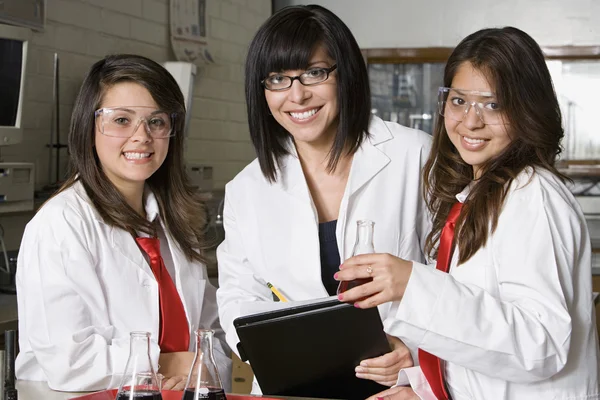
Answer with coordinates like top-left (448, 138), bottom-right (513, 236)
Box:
top-left (264, 45), bottom-right (339, 151)
top-left (445, 62), bottom-right (513, 179)
top-left (94, 82), bottom-right (170, 194)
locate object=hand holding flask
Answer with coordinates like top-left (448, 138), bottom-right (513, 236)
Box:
top-left (337, 220), bottom-right (375, 295)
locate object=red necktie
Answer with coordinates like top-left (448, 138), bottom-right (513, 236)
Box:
top-left (136, 237), bottom-right (190, 352)
top-left (418, 202), bottom-right (463, 400)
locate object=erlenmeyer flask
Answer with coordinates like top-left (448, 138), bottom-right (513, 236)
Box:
top-left (337, 220), bottom-right (375, 295)
top-left (116, 332), bottom-right (162, 400)
top-left (182, 329), bottom-right (226, 400)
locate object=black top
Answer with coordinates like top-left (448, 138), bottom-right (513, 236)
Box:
top-left (319, 220), bottom-right (341, 296)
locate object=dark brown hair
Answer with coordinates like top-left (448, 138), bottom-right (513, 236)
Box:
top-left (423, 27), bottom-right (565, 263)
top-left (245, 4), bottom-right (371, 182)
top-left (59, 54), bottom-right (207, 263)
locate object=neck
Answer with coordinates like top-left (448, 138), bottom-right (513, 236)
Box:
top-left (117, 182), bottom-right (146, 217)
top-left (296, 141), bottom-right (353, 180)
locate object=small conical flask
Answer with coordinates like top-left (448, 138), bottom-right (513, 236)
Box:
top-left (182, 329), bottom-right (226, 400)
top-left (115, 332), bottom-right (162, 400)
top-left (337, 220), bottom-right (375, 295)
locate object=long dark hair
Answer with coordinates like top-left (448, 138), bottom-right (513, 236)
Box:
top-left (59, 54), bottom-right (207, 263)
top-left (245, 4), bottom-right (371, 182)
top-left (423, 27), bottom-right (565, 263)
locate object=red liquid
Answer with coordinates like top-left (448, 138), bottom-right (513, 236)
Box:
top-left (115, 391), bottom-right (162, 400)
top-left (181, 388), bottom-right (226, 400)
top-left (337, 277), bottom-right (373, 294)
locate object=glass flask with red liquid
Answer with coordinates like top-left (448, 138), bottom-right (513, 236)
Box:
top-left (337, 220), bottom-right (375, 295)
top-left (181, 329), bottom-right (226, 400)
top-left (115, 331), bottom-right (163, 400)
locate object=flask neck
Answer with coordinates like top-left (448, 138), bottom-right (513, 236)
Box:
top-left (196, 330), bottom-right (214, 356)
top-left (352, 221), bottom-right (375, 256)
top-left (129, 332), bottom-right (151, 358)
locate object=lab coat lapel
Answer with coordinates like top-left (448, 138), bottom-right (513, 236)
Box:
top-left (276, 147), bottom-right (327, 298)
top-left (163, 223), bottom-right (201, 344)
top-left (338, 118), bottom-right (392, 258)
top-left (110, 228), bottom-right (155, 279)
top-left (347, 134), bottom-right (391, 198)
top-left (278, 149), bottom-right (315, 208)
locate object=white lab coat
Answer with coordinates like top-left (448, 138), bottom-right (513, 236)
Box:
top-left (216, 116), bottom-right (432, 358)
top-left (388, 168), bottom-right (600, 399)
top-left (15, 181), bottom-right (232, 392)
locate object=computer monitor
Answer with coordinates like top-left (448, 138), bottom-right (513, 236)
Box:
top-left (0, 24), bottom-right (30, 146)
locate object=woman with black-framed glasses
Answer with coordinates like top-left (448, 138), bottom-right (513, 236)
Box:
top-left (216, 4), bottom-right (433, 396)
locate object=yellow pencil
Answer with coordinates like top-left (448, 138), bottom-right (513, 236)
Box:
top-left (267, 282), bottom-right (288, 302)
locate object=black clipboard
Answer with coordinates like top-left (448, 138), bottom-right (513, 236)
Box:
top-left (234, 299), bottom-right (391, 400)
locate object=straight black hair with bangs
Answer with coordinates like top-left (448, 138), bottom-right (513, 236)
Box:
top-left (245, 4), bottom-right (371, 182)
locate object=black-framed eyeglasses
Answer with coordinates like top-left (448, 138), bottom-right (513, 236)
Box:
top-left (261, 64), bottom-right (337, 91)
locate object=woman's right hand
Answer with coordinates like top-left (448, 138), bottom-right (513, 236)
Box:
top-left (355, 335), bottom-right (413, 387)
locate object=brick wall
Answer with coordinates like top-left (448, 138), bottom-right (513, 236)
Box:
top-left (0, 0), bottom-right (271, 250)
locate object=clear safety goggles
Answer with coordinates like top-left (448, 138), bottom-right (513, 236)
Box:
top-left (438, 87), bottom-right (506, 125)
top-left (95, 106), bottom-right (176, 138)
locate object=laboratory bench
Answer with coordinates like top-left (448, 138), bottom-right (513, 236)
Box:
top-left (14, 380), bottom-right (328, 400)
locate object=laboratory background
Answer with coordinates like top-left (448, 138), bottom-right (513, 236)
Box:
top-left (0, 0), bottom-right (599, 394)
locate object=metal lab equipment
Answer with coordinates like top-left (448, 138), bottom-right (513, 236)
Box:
top-left (0, 162), bottom-right (34, 214)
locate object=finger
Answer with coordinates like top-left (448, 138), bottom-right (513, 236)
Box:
top-left (172, 377), bottom-right (187, 391)
top-left (337, 280), bottom-right (381, 302)
top-left (340, 253), bottom-right (386, 268)
top-left (360, 350), bottom-right (402, 368)
top-left (353, 290), bottom-right (390, 309)
top-left (161, 377), bottom-right (178, 390)
top-left (356, 364), bottom-right (400, 379)
top-left (355, 370), bottom-right (396, 387)
top-left (334, 264), bottom-right (373, 283)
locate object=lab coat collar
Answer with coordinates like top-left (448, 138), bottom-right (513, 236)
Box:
top-left (143, 187), bottom-right (160, 224)
top-left (72, 180), bottom-right (160, 224)
top-left (275, 116), bottom-right (393, 199)
top-left (456, 181), bottom-right (476, 203)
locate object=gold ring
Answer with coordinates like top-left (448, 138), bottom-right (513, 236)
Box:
top-left (366, 266), bottom-right (373, 275)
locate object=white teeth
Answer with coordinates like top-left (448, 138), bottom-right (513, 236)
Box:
top-left (464, 136), bottom-right (486, 144)
top-left (290, 108), bottom-right (318, 120)
top-left (124, 152), bottom-right (151, 159)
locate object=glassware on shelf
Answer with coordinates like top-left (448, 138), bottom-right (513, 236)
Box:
top-left (115, 331), bottom-right (163, 400)
top-left (182, 329), bottom-right (226, 400)
top-left (337, 220), bottom-right (376, 295)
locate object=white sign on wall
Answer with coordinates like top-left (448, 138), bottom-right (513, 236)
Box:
top-left (170, 0), bottom-right (215, 66)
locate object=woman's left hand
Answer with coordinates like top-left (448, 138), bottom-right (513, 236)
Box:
top-left (356, 335), bottom-right (413, 386)
top-left (334, 253), bottom-right (413, 308)
top-left (161, 375), bottom-right (188, 390)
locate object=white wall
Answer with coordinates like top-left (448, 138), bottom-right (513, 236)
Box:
top-left (0, 0), bottom-right (271, 250)
top-left (275, 0), bottom-right (600, 48)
